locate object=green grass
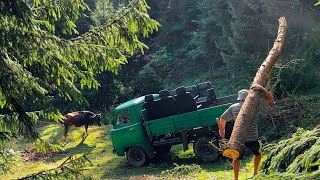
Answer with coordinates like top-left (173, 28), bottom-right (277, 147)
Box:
top-left (2, 123), bottom-right (258, 180)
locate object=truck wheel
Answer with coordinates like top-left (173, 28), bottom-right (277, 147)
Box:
top-left (126, 147), bottom-right (148, 167)
top-left (193, 137), bottom-right (219, 163)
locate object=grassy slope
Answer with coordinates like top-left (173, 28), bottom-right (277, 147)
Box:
top-left (1, 123), bottom-right (257, 180)
top-left (2, 91), bottom-right (319, 179)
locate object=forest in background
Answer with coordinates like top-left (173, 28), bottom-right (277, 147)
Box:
top-left (70, 0), bottom-right (320, 124)
top-left (1, 0), bottom-right (320, 179)
top-left (2, 0), bottom-right (319, 131)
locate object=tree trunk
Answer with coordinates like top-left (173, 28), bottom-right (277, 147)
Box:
top-left (222, 17), bottom-right (288, 160)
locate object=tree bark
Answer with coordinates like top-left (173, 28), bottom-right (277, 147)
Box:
top-left (223, 17), bottom-right (288, 160)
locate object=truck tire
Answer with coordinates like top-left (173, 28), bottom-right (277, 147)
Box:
top-left (126, 147), bottom-right (148, 167)
top-left (193, 136), bottom-right (219, 163)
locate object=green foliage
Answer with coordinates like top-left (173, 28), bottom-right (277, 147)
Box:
top-left (0, 131), bottom-right (17, 174)
top-left (0, 0), bottom-right (159, 144)
top-left (144, 0), bottom-right (320, 96)
top-left (225, 0), bottom-right (267, 70)
top-left (0, 148), bottom-right (18, 175)
top-left (133, 65), bottom-right (164, 95)
top-left (255, 170), bottom-right (320, 180)
top-left (148, 47), bottom-right (173, 85)
top-left (100, 109), bottom-right (114, 125)
top-left (257, 94), bottom-right (320, 141)
top-left (261, 126), bottom-right (320, 174)
top-left (91, 0), bottom-right (116, 25)
top-left (0, 0), bottom-right (159, 176)
top-left (278, 25), bottom-right (320, 93)
top-left (18, 154), bottom-right (93, 180)
top-left (160, 163), bottom-right (201, 178)
top-left (81, 73), bottom-right (134, 118)
top-left (32, 139), bottom-right (62, 154)
top-left (187, 0), bottom-right (226, 69)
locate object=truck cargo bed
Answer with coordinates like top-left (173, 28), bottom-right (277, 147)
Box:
top-left (144, 103), bottom-right (231, 138)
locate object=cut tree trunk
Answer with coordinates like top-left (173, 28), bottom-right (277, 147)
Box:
top-left (222, 17), bottom-right (288, 160)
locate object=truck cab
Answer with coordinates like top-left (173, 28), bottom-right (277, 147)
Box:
top-left (110, 94), bottom-right (159, 166)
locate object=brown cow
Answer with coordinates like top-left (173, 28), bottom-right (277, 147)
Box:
top-left (63, 111), bottom-right (101, 137)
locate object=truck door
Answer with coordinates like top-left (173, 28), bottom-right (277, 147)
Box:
top-left (111, 108), bottom-right (145, 154)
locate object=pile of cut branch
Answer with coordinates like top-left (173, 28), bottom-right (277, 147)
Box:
top-left (22, 147), bottom-right (57, 162)
top-left (160, 163), bottom-right (201, 178)
top-left (261, 125), bottom-right (320, 175)
top-left (257, 94), bottom-right (320, 141)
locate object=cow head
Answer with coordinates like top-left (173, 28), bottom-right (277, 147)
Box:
top-left (91, 113), bottom-right (102, 126)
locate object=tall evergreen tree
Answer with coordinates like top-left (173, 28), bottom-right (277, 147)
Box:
top-left (187, 0), bottom-right (223, 69)
top-left (0, 0), bottom-right (159, 163)
top-left (212, 0), bottom-right (234, 64)
top-left (224, 0), bottom-right (268, 71)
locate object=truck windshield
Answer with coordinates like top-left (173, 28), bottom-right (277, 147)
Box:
top-left (117, 110), bottom-right (131, 125)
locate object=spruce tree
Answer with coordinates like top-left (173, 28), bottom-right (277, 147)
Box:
top-left (225, 0), bottom-right (268, 71)
top-left (211, 0), bottom-right (234, 65)
top-left (0, 0), bottom-right (159, 170)
top-left (187, 0), bottom-right (226, 69)
top-left (91, 0), bottom-right (116, 25)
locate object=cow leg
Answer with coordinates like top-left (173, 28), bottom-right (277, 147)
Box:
top-left (64, 125), bottom-right (69, 138)
top-left (85, 124), bottom-right (89, 135)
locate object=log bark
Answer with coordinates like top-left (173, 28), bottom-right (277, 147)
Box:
top-left (222, 17), bottom-right (288, 159)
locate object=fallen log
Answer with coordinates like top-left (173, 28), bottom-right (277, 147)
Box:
top-left (223, 17), bottom-right (288, 159)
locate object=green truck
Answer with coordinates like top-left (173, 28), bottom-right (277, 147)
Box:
top-left (110, 82), bottom-right (237, 167)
